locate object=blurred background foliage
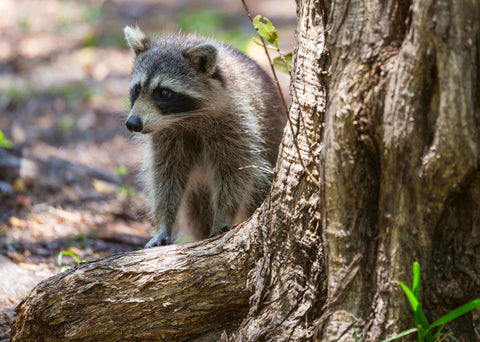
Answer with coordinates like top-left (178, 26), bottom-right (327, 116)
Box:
top-left (0, 0), bottom-right (294, 152)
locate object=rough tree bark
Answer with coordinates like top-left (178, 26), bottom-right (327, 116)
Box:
top-left (314, 0), bottom-right (480, 340)
top-left (11, 0), bottom-right (480, 341)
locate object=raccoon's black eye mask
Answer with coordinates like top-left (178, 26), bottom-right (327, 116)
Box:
top-left (152, 87), bottom-right (202, 115)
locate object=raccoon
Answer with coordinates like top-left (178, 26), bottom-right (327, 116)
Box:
top-left (124, 26), bottom-right (284, 247)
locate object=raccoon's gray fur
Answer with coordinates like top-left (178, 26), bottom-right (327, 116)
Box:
top-left (124, 26), bottom-right (284, 247)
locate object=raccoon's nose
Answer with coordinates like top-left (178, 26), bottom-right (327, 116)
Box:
top-left (126, 116), bottom-right (143, 132)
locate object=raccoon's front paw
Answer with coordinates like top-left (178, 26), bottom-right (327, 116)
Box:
top-left (145, 235), bottom-right (172, 248)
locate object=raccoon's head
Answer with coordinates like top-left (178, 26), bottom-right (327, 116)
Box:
top-left (124, 26), bottom-right (225, 134)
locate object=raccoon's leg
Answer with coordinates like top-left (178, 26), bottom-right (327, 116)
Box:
top-left (209, 169), bottom-right (253, 237)
top-left (184, 184), bottom-right (213, 240)
top-left (145, 224), bottom-right (171, 248)
top-left (145, 182), bottom-right (183, 248)
top-left (210, 198), bottom-right (236, 237)
top-left (210, 163), bottom-right (271, 237)
top-left (144, 166), bottom-right (189, 248)
top-left (211, 214), bottom-right (234, 236)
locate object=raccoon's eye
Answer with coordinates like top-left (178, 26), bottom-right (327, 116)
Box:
top-left (157, 88), bottom-right (173, 99)
top-left (133, 84), bottom-right (141, 96)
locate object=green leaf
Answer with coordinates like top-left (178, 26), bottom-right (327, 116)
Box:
top-left (117, 186), bottom-right (135, 196)
top-left (438, 333), bottom-right (460, 342)
top-left (57, 250), bottom-right (85, 269)
top-left (176, 236), bottom-right (194, 244)
top-left (412, 262), bottom-right (420, 300)
top-left (411, 262), bottom-right (421, 332)
top-left (252, 15), bottom-right (278, 44)
top-left (352, 318), bottom-right (359, 342)
top-left (380, 328), bottom-right (418, 342)
top-left (431, 324), bottom-right (446, 340)
top-left (273, 53), bottom-right (292, 73)
top-left (0, 130), bottom-right (13, 149)
top-left (116, 165), bottom-right (128, 175)
top-left (426, 298), bottom-right (480, 334)
top-left (252, 37), bottom-right (264, 47)
top-left (398, 281), bottom-right (432, 342)
top-left (398, 281), bottom-right (420, 314)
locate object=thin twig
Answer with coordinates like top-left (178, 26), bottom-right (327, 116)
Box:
top-left (241, 0), bottom-right (289, 118)
top-left (241, 0), bottom-right (321, 187)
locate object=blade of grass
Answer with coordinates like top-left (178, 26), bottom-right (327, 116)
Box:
top-left (380, 328), bottom-right (418, 342)
top-left (425, 298), bottom-right (480, 335)
top-left (398, 281), bottom-right (432, 342)
top-left (351, 318), bottom-right (359, 342)
top-left (58, 250), bottom-right (86, 269)
top-left (411, 262), bottom-right (421, 332)
top-left (431, 323), bottom-right (445, 340)
top-left (439, 333), bottom-right (460, 342)
top-left (412, 262), bottom-right (420, 300)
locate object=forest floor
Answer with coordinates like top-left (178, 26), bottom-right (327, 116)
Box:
top-left (0, 0), bottom-right (295, 340)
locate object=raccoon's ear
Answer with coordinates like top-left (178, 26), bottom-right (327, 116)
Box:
top-left (124, 25), bottom-right (151, 56)
top-left (183, 43), bottom-right (218, 75)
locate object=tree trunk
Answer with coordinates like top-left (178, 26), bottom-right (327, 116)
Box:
top-left (11, 0), bottom-right (480, 341)
top-left (314, 0), bottom-right (480, 340)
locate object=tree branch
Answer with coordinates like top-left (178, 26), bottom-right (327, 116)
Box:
top-left (11, 222), bottom-right (259, 341)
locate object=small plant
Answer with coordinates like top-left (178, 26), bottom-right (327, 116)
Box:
top-left (49, 83), bottom-right (93, 105)
top-left (116, 165), bottom-right (135, 196)
top-left (353, 318), bottom-right (359, 342)
top-left (252, 15), bottom-right (278, 45)
top-left (0, 130), bottom-right (13, 148)
top-left (175, 236), bottom-right (194, 244)
top-left (243, 4), bottom-right (322, 186)
top-left (57, 250), bottom-right (86, 272)
top-left (116, 165), bottom-right (128, 175)
top-left (83, 32), bottom-right (99, 47)
top-left (18, 16), bottom-right (31, 32)
top-left (251, 15), bottom-right (292, 73)
top-left (382, 262), bottom-right (480, 342)
top-left (69, 232), bottom-right (92, 250)
top-left (5, 83), bottom-right (33, 105)
top-left (58, 114), bottom-right (77, 133)
top-left (117, 186), bottom-right (135, 196)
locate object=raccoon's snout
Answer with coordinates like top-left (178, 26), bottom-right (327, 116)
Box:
top-left (126, 116), bottom-right (143, 132)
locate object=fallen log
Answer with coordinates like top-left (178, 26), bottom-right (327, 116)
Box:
top-left (0, 147), bottom-right (121, 187)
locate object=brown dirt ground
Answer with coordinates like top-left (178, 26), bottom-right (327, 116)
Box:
top-left (0, 0), bottom-right (295, 340)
